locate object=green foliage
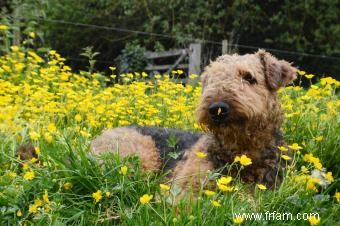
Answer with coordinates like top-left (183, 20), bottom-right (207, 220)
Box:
top-left (1, 0), bottom-right (339, 76)
top-left (115, 40), bottom-right (147, 73)
top-left (80, 46), bottom-right (100, 74)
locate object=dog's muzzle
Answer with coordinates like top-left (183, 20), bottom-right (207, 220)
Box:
top-left (208, 102), bottom-right (230, 124)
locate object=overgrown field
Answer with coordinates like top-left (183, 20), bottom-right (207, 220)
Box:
top-left (0, 47), bottom-right (339, 225)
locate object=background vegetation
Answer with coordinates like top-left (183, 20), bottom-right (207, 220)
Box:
top-left (1, 0), bottom-right (339, 77)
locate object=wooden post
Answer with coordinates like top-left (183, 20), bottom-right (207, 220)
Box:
top-left (222, 40), bottom-right (229, 55)
top-left (188, 43), bottom-right (201, 76)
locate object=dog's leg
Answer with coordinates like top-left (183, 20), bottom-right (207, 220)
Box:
top-left (170, 135), bottom-right (214, 192)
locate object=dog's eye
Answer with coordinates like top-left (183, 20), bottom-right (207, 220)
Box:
top-left (243, 72), bottom-right (257, 85)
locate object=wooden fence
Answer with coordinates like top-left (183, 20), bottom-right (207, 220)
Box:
top-left (144, 40), bottom-right (233, 82)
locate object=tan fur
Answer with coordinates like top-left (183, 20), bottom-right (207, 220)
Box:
top-left (90, 128), bottom-right (161, 171)
top-left (170, 135), bottom-right (215, 188)
top-left (172, 50), bottom-right (296, 189)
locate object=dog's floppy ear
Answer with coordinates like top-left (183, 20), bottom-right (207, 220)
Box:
top-left (257, 49), bottom-right (297, 91)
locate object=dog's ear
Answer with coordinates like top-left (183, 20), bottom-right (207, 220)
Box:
top-left (257, 49), bottom-right (297, 91)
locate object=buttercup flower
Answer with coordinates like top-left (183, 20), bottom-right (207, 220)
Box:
top-left (211, 200), bottom-right (221, 207)
top-left (195, 151), bottom-right (207, 159)
top-left (160, 184), bottom-right (170, 191)
top-left (288, 143), bottom-right (303, 151)
top-left (119, 165), bottom-right (128, 175)
top-left (23, 171), bottom-right (35, 180)
top-left (256, 184), bottom-right (267, 190)
top-left (314, 136), bottom-right (324, 142)
top-left (139, 194), bottom-right (153, 204)
top-left (335, 192), bottom-right (340, 202)
top-left (278, 146), bottom-right (288, 151)
top-left (234, 155), bottom-right (252, 166)
top-left (217, 176), bottom-right (232, 185)
top-left (233, 216), bottom-right (245, 224)
top-left (204, 190), bottom-right (216, 196)
top-left (92, 190), bottom-right (103, 203)
top-left (281, 154), bottom-right (291, 161)
top-left (63, 182), bottom-right (73, 190)
top-left (16, 209), bottom-right (22, 217)
top-left (308, 216), bottom-right (320, 225)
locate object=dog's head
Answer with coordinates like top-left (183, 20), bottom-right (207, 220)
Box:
top-left (196, 50), bottom-right (297, 133)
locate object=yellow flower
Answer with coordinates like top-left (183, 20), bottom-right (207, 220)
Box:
top-left (35, 147), bottom-right (41, 155)
top-left (92, 190), bottom-right (103, 203)
top-left (17, 209), bottom-right (22, 217)
top-left (195, 151), bottom-right (207, 159)
top-left (303, 153), bottom-right (323, 170)
top-left (217, 183), bottom-right (234, 192)
top-left (280, 154), bottom-right (292, 161)
top-left (47, 123), bottom-right (57, 133)
top-left (204, 190), bottom-right (216, 196)
top-left (278, 146), bottom-right (288, 151)
top-left (0, 24), bottom-right (9, 31)
top-left (29, 32), bottom-right (36, 38)
top-left (34, 198), bottom-right (42, 207)
top-left (301, 166), bottom-right (309, 174)
top-left (23, 171), bottom-right (35, 180)
top-left (43, 190), bottom-right (49, 203)
top-left (314, 162), bottom-right (323, 170)
top-left (306, 178), bottom-right (320, 191)
top-left (8, 171), bottom-right (17, 178)
top-left (288, 143), bottom-right (303, 151)
top-left (119, 165), bottom-right (128, 175)
top-left (314, 136), bottom-right (324, 142)
top-left (298, 70), bottom-right (306, 76)
top-left (105, 191), bottom-right (111, 197)
top-left (63, 182), bottom-right (73, 190)
top-left (233, 216), bottom-right (245, 224)
top-left (211, 200), bottom-right (221, 207)
top-left (75, 114), bottom-right (82, 122)
top-left (326, 172), bottom-right (334, 183)
top-left (189, 74), bottom-right (198, 79)
top-left (217, 176), bottom-right (232, 185)
top-left (22, 163), bottom-right (29, 171)
top-left (234, 155), bottom-right (252, 166)
top-left (335, 192), bottom-right (340, 202)
top-left (96, 105), bottom-right (105, 114)
top-left (28, 204), bottom-right (38, 214)
top-left (44, 132), bottom-right (53, 143)
top-left (139, 194), bottom-right (153, 204)
top-left (308, 216), bottom-right (320, 225)
top-left (29, 131), bottom-right (40, 141)
top-left (30, 157), bottom-right (38, 164)
top-left (256, 184), bottom-right (267, 190)
top-left (160, 184), bottom-right (170, 191)
top-left (11, 45), bottom-right (19, 52)
top-left (305, 74), bottom-right (314, 79)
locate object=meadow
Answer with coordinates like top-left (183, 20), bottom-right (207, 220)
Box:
top-left (0, 45), bottom-right (339, 225)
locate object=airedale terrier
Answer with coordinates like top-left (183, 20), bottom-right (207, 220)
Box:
top-left (90, 49), bottom-right (297, 190)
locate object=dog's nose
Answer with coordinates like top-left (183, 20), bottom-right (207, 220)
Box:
top-left (208, 102), bottom-right (230, 123)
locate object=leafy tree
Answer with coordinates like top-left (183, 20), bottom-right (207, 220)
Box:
top-left (1, 0), bottom-right (339, 77)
